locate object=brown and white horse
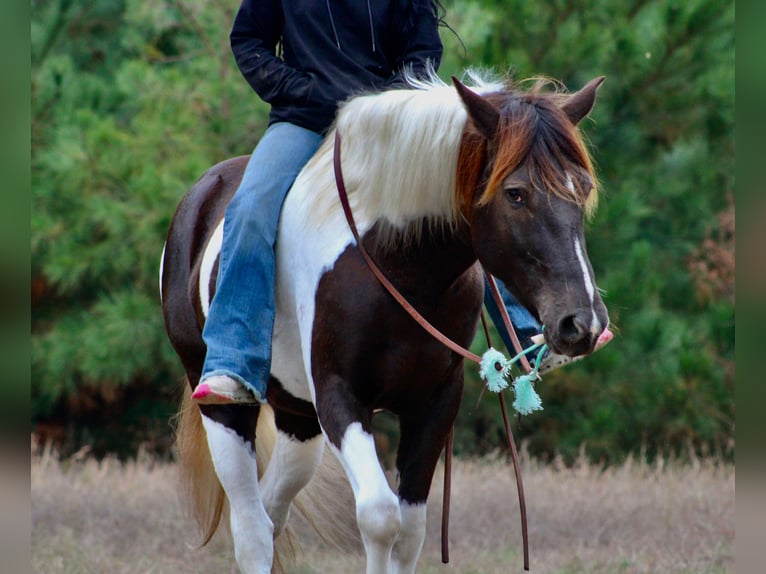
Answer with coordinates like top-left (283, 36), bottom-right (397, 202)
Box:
top-left (161, 75), bottom-right (609, 574)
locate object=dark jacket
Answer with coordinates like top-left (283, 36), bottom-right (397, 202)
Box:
top-left (230, 0), bottom-right (443, 134)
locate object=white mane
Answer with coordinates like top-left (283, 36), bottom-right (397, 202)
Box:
top-left (290, 74), bottom-right (499, 247)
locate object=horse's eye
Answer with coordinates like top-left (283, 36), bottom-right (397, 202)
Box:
top-left (505, 187), bottom-right (525, 205)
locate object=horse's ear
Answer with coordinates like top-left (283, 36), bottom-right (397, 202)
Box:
top-left (562, 76), bottom-right (605, 125)
top-left (452, 76), bottom-right (500, 140)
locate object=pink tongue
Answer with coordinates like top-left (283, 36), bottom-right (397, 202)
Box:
top-left (595, 327), bottom-right (614, 349)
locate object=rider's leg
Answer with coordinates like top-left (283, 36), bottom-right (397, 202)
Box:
top-left (196, 122), bottom-right (323, 404)
top-left (483, 275), bottom-right (540, 357)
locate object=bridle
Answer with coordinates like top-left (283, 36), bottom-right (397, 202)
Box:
top-left (333, 131), bottom-right (533, 570)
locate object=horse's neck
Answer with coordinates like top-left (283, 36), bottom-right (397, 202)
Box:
top-left (364, 219), bottom-right (477, 295)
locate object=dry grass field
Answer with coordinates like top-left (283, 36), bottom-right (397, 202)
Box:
top-left (31, 444), bottom-right (733, 574)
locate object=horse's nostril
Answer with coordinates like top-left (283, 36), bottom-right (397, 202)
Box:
top-left (558, 313), bottom-right (589, 343)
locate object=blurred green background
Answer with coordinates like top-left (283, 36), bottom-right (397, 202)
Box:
top-left (31, 0), bottom-right (734, 463)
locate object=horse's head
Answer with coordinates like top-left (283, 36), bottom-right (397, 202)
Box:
top-left (454, 76), bottom-right (609, 357)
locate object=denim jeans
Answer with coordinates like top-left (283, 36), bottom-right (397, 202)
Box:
top-left (483, 275), bottom-right (541, 358)
top-left (201, 122), bottom-right (323, 402)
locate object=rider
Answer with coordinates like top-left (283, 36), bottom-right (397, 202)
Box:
top-left (193, 0), bottom-right (606, 405)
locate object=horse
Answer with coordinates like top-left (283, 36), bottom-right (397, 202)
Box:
top-left (160, 73), bottom-right (609, 574)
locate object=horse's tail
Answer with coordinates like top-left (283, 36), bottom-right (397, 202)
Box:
top-left (175, 382), bottom-right (225, 546)
top-left (174, 381), bottom-right (297, 569)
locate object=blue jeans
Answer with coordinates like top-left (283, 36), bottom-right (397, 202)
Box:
top-left (201, 122), bottom-right (323, 402)
top-left (483, 276), bottom-right (541, 357)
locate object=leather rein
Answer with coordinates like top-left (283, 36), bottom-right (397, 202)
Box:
top-left (333, 131), bottom-right (531, 570)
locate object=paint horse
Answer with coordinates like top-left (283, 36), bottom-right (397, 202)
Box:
top-left (161, 75), bottom-right (609, 574)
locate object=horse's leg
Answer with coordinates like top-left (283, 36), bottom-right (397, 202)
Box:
top-left (390, 364), bottom-right (465, 574)
top-left (317, 378), bottom-right (401, 574)
top-left (259, 406), bottom-right (324, 537)
top-left (199, 404), bottom-right (274, 574)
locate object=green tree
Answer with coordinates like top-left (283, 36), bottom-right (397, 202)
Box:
top-left (32, 0), bottom-right (269, 455)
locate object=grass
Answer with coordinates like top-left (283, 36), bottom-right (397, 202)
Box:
top-left (31, 443), bottom-right (733, 574)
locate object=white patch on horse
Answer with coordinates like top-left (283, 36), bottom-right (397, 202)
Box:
top-left (565, 173), bottom-right (577, 198)
top-left (201, 415), bottom-right (274, 574)
top-left (329, 422), bottom-right (401, 574)
top-left (391, 501), bottom-right (427, 574)
top-left (259, 431), bottom-right (324, 537)
top-left (273, 155), bottom-right (359, 403)
top-left (199, 219), bottom-right (224, 317)
top-left (271, 293), bottom-right (315, 402)
top-left (573, 236), bottom-right (602, 335)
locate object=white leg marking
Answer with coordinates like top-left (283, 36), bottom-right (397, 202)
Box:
top-left (328, 423), bottom-right (400, 574)
top-left (390, 501), bottom-right (427, 574)
top-left (259, 432), bottom-right (324, 537)
top-left (573, 236), bottom-right (601, 335)
top-left (199, 219), bottom-right (224, 318)
top-left (201, 415), bottom-right (273, 574)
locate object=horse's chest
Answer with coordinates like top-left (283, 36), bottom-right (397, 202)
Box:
top-left (368, 338), bottom-right (465, 402)
top-left (309, 249), bottom-right (483, 409)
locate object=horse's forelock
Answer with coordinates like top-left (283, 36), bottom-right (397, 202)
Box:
top-left (476, 82), bottom-right (599, 215)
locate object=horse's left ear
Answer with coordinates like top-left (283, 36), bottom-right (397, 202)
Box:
top-left (562, 76), bottom-right (605, 125)
top-left (452, 76), bottom-right (500, 140)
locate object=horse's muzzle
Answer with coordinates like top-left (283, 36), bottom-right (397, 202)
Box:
top-left (549, 309), bottom-right (606, 357)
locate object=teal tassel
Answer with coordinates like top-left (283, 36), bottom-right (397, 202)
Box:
top-left (480, 348), bottom-right (509, 392)
top-left (512, 373), bottom-right (543, 415)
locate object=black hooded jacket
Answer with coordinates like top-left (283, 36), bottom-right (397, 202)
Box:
top-left (230, 0), bottom-right (443, 134)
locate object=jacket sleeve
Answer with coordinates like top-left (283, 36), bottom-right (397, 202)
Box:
top-left (387, 1), bottom-right (443, 86)
top-left (229, 0), bottom-right (314, 107)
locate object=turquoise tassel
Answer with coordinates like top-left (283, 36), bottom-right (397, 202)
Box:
top-left (512, 373), bottom-right (543, 415)
top-left (480, 348), bottom-right (510, 392)
top-left (479, 341), bottom-right (548, 415)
